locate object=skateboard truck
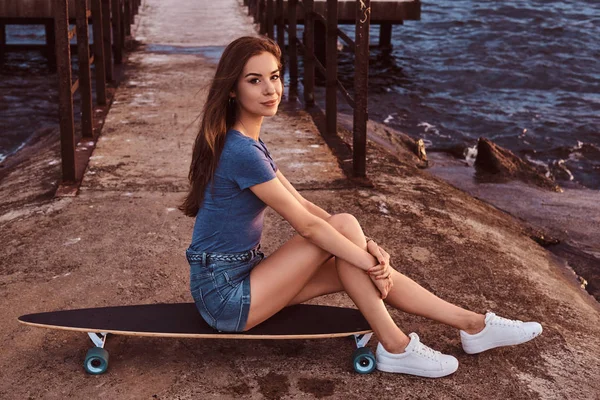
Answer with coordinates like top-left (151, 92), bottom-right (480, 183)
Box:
top-left (354, 332), bottom-right (372, 348)
top-left (87, 332), bottom-right (108, 348)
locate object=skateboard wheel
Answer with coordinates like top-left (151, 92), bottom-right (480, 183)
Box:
top-left (352, 348), bottom-right (376, 374)
top-left (84, 347), bottom-right (109, 375)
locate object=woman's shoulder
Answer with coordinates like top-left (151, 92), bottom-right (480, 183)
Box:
top-left (224, 130), bottom-right (263, 155)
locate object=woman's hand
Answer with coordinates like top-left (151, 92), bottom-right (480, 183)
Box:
top-left (370, 274), bottom-right (393, 299)
top-left (365, 240), bottom-right (394, 299)
top-left (366, 240), bottom-right (392, 280)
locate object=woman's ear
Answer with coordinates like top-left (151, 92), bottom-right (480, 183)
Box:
top-left (229, 91), bottom-right (236, 99)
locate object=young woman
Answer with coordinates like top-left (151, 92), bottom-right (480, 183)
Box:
top-left (181, 36), bottom-right (542, 378)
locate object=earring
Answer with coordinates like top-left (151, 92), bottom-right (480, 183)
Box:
top-left (229, 97), bottom-right (235, 106)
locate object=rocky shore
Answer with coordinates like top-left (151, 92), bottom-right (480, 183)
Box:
top-left (1, 1), bottom-right (599, 399)
top-left (340, 115), bottom-right (600, 303)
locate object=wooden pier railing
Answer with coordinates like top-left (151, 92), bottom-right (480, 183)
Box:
top-left (247, 0), bottom-right (421, 178)
top-left (0, 0), bottom-right (141, 193)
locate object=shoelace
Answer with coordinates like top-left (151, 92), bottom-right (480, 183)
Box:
top-left (489, 313), bottom-right (523, 327)
top-left (414, 342), bottom-right (441, 361)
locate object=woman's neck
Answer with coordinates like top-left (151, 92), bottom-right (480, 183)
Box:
top-left (232, 112), bottom-right (263, 141)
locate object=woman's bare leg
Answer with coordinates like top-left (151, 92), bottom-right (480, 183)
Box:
top-left (244, 213), bottom-right (410, 352)
top-left (383, 271), bottom-right (485, 334)
top-left (284, 215), bottom-right (486, 335)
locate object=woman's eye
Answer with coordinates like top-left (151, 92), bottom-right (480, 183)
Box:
top-left (271, 75), bottom-right (280, 80)
top-left (249, 78), bottom-right (260, 84)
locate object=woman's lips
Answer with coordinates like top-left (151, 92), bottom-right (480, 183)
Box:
top-left (261, 99), bottom-right (278, 107)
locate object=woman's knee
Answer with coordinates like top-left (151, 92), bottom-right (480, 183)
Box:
top-left (327, 213), bottom-right (363, 238)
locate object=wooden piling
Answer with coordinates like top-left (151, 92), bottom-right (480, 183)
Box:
top-left (266, 0), bottom-right (274, 39)
top-left (379, 22), bottom-right (392, 49)
top-left (111, 0), bottom-right (122, 64)
top-left (249, 0), bottom-right (257, 21)
top-left (101, 0), bottom-right (113, 81)
top-left (0, 22), bottom-right (6, 61)
top-left (91, 0), bottom-right (107, 105)
top-left (276, 0), bottom-right (284, 58)
top-left (303, 0), bottom-right (315, 106)
top-left (55, 0), bottom-right (77, 183)
top-left (288, 0), bottom-right (298, 85)
top-left (353, 0), bottom-right (371, 177)
top-left (258, 0), bottom-right (266, 34)
top-left (123, 0), bottom-right (131, 35)
top-left (325, 0), bottom-right (337, 136)
top-left (43, 20), bottom-right (57, 71)
top-left (75, 0), bottom-right (94, 139)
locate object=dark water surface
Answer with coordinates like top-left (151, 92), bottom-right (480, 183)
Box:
top-left (0, 25), bottom-right (83, 164)
top-left (335, 0), bottom-right (600, 189)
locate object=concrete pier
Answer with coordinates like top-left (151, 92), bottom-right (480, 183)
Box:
top-left (0, 0), bottom-right (598, 398)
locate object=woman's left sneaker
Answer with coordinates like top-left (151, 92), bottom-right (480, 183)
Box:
top-left (460, 312), bottom-right (543, 354)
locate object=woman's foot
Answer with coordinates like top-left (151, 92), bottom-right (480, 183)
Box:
top-left (376, 333), bottom-right (459, 378)
top-left (460, 312), bottom-right (543, 354)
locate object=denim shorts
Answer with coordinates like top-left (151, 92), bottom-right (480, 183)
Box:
top-left (185, 243), bottom-right (264, 332)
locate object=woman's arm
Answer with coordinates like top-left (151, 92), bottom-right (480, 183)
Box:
top-left (250, 176), bottom-right (378, 272)
top-left (275, 170), bottom-right (331, 220)
top-left (304, 201), bottom-right (331, 220)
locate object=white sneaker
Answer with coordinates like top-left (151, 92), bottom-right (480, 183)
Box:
top-left (460, 312), bottom-right (543, 354)
top-left (376, 333), bottom-right (459, 378)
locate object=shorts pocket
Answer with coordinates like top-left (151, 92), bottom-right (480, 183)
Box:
top-left (191, 288), bottom-right (215, 327)
top-left (213, 271), bottom-right (237, 299)
top-left (194, 286), bottom-right (225, 325)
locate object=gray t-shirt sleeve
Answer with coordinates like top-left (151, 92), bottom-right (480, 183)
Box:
top-left (230, 142), bottom-right (277, 190)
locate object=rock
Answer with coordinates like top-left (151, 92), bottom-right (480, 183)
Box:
top-left (416, 139), bottom-right (428, 163)
top-left (337, 113), bottom-right (429, 169)
top-left (474, 137), bottom-right (562, 192)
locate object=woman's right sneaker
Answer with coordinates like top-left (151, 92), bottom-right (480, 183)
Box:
top-left (460, 312), bottom-right (543, 354)
top-left (376, 333), bottom-right (459, 378)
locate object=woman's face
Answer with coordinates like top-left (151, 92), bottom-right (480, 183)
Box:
top-left (232, 52), bottom-right (282, 118)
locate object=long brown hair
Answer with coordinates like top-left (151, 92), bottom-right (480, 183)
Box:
top-left (180, 36), bottom-right (282, 217)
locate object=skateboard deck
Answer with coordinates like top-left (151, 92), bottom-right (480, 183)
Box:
top-left (18, 303), bottom-right (376, 375)
top-left (19, 303), bottom-right (371, 338)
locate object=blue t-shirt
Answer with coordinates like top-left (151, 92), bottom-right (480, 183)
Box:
top-left (189, 129), bottom-right (278, 253)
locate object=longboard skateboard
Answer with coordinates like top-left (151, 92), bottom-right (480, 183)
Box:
top-left (18, 303), bottom-right (375, 375)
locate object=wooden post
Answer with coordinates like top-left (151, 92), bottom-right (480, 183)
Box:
top-left (326, 0), bottom-right (338, 136)
top-left (55, 0), bottom-right (77, 183)
top-left (129, 0), bottom-right (135, 24)
top-left (314, 19), bottom-right (326, 80)
top-left (123, 0), bottom-right (131, 35)
top-left (111, 0), bottom-right (123, 64)
top-left (76, 0), bottom-right (94, 139)
top-left (101, 0), bottom-right (114, 81)
top-left (91, 0), bottom-right (107, 105)
top-left (303, 0), bottom-right (315, 106)
top-left (379, 22), bottom-right (392, 49)
top-left (353, 0), bottom-right (370, 177)
top-left (288, 0), bottom-right (298, 85)
top-left (258, 0), bottom-right (266, 35)
top-left (266, 0), bottom-right (274, 39)
top-left (276, 0), bottom-right (284, 54)
top-left (119, 0), bottom-right (126, 49)
top-left (0, 23), bottom-right (5, 63)
top-left (44, 20), bottom-right (57, 71)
